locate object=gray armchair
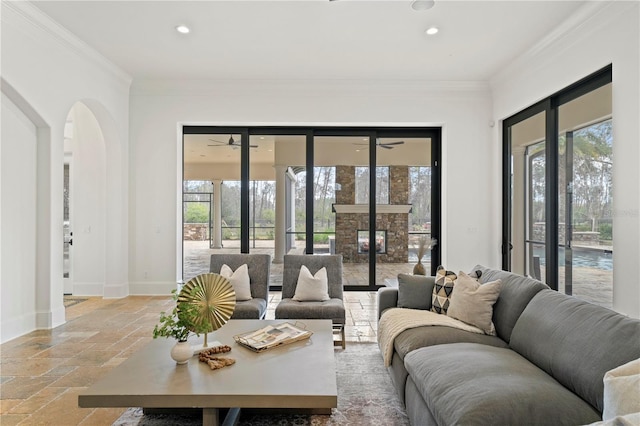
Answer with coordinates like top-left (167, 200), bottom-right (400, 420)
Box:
top-left (275, 254), bottom-right (346, 348)
top-left (209, 253), bottom-right (270, 319)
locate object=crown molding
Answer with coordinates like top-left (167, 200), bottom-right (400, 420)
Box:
top-left (131, 78), bottom-right (490, 98)
top-left (2, 1), bottom-right (132, 87)
top-left (490, 0), bottom-right (621, 88)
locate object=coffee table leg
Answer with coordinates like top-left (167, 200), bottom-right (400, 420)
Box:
top-left (202, 408), bottom-right (219, 426)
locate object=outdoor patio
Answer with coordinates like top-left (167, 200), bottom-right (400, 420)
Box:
top-left (183, 240), bottom-right (613, 309)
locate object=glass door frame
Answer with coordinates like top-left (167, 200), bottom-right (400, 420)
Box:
top-left (502, 65), bottom-right (612, 290)
top-left (183, 125), bottom-right (441, 290)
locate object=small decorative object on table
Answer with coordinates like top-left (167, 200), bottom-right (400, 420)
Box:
top-left (413, 237), bottom-right (437, 275)
top-left (152, 289), bottom-right (213, 364)
top-left (153, 273), bottom-right (236, 364)
top-left (198, 345), bottom-right (235, 370)
top-left (234, 322), bottom-right (312, 352)
top-left (178, 273), bottom-right (236, 353)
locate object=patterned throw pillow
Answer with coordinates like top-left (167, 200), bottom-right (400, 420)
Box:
top-left (431, 266), bottom-right (457, 314)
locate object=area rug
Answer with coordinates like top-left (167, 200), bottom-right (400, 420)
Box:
top-left (113, 342), bottom-right (409, 425)
top-left (63, 296), bottom-right (88, 308)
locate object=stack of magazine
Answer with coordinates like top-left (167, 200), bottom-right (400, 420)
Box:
top-left (233, 322), bottom-right (312, 352)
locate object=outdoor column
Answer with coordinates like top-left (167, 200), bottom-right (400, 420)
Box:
top-left (274, 165), bottom-right (287, 263)
top-left (213, 180), bottom-right (222, 249)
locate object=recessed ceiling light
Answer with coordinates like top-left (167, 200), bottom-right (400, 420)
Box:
top-left (355, 149), bottom-right (361, 152)
top-left (175, 25), bottom-right (190, 34)
top-left (412, 0), bottom-right (435, 11)
top-left (426, 27), bottom-right (439, 35)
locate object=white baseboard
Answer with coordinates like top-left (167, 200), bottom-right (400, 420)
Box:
top-left (128, 281), bottom-right (177, 296)
top-left (0, 312), bottom-right (37, 344)
top-left (104, 283), bottom-right (129, 299)
top-left (71, 281), bottom-right (177, 296)
top-left (72, 282), bottom-right (104, 296)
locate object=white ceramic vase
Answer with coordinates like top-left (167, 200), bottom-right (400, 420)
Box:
top-left (170, 340), bottom-right (192, 364)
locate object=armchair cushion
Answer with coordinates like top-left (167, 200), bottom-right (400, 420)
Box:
top-left (276, 298), bottom-right (345, 324)
top-left (232, 298), bottom-right (268, 320)
top-left (210, 254), bottom-right (270, 319)
top-left (276, 254), bottom-right (346, 326)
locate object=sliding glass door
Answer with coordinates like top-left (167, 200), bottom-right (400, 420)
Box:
top-left (503, 67), bottom-right (612, 308)
top-left (557, 84), bottom-right (613, 305)
top-left (508, 111), bottom-right (547, 280)
top-left (182, 126), bottom-right (441, 289)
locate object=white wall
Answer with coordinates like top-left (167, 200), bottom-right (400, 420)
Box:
top-left (129, 80), bottom-right (495, 293)
top-left (0, 2), bottom-right (131, 342)
top-left (68, 103), bottom-right (107, 295)
top-left (491, 2), bottom-right (640, 317)
top-left (1, 93), bottom-right (38, 342)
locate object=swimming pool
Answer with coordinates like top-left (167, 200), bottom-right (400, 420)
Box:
top-left (534, 246), bottom-right (613, 271)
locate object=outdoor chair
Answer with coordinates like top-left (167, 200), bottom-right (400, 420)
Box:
top-left (209, 253), bottom-right (270, 319)
top-left (275, 254), bottom-right (346, 348)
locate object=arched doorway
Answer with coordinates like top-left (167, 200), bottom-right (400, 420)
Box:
top-left (63, 102), bottom-right (107, 296)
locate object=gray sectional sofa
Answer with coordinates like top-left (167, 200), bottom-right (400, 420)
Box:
top-left (377, 265), bottom-right (640, 426)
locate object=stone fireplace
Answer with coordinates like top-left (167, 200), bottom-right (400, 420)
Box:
top-left (333, 165), bottom-right (410, 263)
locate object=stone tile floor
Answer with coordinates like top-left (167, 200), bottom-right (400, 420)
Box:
top-left (0, 292), bottom-right (379, 425)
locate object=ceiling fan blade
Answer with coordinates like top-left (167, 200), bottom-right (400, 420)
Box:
top-left (208, 138), bottom-right (226, 145)
top-left (379, 144), bottom-right (394, 149)
top-left (381, 141), bottom-right (405, 146)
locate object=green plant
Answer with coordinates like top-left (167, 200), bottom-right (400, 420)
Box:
top-left (598, 223), bottom-right (613, 240)
top-left (152, 289), bottom-right (211, 341)
top-left (184, 203), bottom-right (209, 223)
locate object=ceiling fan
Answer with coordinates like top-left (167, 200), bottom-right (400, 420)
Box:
top-left (208, 135), bottom-right (258, 148)
top-left (354, 139), bottom-right (405, 150)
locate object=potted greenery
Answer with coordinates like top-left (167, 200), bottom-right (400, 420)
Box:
top-left (153, 289), bottom-right (211, 364)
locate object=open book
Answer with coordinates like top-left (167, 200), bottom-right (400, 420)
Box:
top-left (233, 322), bottom-right (312, 352)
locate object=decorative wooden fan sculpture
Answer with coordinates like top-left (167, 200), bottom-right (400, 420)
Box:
top-left (178, 273), bottom-right (236, 349)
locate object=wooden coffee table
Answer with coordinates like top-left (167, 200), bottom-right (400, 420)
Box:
top-left (78, 319), bottom-right (337, 426)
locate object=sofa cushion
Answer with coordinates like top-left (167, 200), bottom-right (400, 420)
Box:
top-left (510, 289), bottom-right (640, 413)
top-left (404, 343), bottom-right (601, 426)
top-left (393, 326), bottom-right (508, 361)
top-left (474, 265), bottom-right (548, 343)
top-left (431, 266), bottom-right (457, 314)
top-left (397, 274), bottom-right (434, 310)
top-left (447, 272), bottom-right (502, 335)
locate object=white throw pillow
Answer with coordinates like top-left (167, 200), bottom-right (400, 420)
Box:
top-left (292, 265), bottom-right (330, 302)
top-left (602, 358), bottom-right (640, 421)
top-left (220, 264), bottom-right (252, 301)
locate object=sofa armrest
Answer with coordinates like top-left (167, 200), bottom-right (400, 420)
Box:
top-left (377, 287), bottom-right (399, 320)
